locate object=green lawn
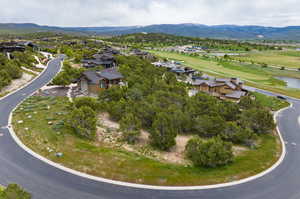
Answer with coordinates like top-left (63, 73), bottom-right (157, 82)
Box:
top-left (12, 96), bottom-right (282, 186)
top-left (150, 50), bottom-right (300, 98)
top-left (236, 50), bottom-right (300, 69)
top-left (252, 92), bottom-right (290, 111)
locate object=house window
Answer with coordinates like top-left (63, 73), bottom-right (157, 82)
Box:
top-left (99, 81), bottom-right (107, 89)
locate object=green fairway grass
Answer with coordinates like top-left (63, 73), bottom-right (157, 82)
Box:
top-left (236, 51), bottom-right (300, 69)
top-left (150, 50), bottom-right (300, 98)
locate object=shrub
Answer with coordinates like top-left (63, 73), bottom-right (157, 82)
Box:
top-left (150, 112), bottom-right (177, 151)
top-left (193, 115), bottom-right (226, 137)
top-left (186, 136), bottom-right (233, 168)
top-left (67, 106), bottom-right (97, 140)
top-left (120, 113), bottom-right (142, 144)
top-left (74, 97), bottom-right (99, 111)
top-left (221, 122), bottom-right (256, 144)
top-left (239, 108), bottom-right (275, 134)
top-left (0, 184), bottom-right (31, 199)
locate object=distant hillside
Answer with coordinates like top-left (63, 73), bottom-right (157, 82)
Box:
top-left (1, 23), bottom-right (300, 40)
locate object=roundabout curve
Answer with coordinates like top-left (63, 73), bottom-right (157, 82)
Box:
top-left (0, 56), bottom-right (299, 199)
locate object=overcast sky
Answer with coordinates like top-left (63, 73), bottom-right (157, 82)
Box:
top-left (0, 0), bottom-right (299, 27)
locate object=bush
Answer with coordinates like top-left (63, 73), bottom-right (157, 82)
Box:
top-left (186, 136), bottom-right (233, 168)
top-left (193, 115), bottom-right (226, 137)
top-left (67, 106), bottom-right (97, 140)
top-left (120, 113), bottom-right (141, 144)
top-left (239, 108), bottom-right (275, 134)
top-left (221, 122), bottom-right (256, 144)
top-left (74, 97), bottom-right (99, 111)
top-left (239, 95), bottom-right (261, 110)
top-left (150, 112), bottom-right (177, 151)
top-left (0, 184), bottom-right (31, 199)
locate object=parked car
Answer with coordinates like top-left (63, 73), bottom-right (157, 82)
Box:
top-left (277, 95), bottom-right (287, 100)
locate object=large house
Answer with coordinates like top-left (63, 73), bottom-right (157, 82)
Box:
top-left (78, 68), bottom-right (124, 95)
top-left (82, 53), bottom-right (117, 69)
top-left (131, 49), bottom-right (154, 60)
top-left (0, 41), bottom-right (38, 53)
top-left (81, 47), bottom-right (120, 69)
top-left (192, 77), bottom-right (247, 101)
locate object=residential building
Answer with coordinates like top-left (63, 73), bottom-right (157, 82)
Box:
top-left (191, 77), bottom-right (247, 101)
top-left (78, 68), bottom-right (124, 95)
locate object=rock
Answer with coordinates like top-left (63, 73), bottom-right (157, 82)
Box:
top-left (47, 106), bottom-right (50, 110)
top-left (27, 115), bottom-right (32, 119)
top-left (48, 121), bottom-right (53, 125)
top-left (55, 152), bottom-right (63, 157)
top-left (17, 120), bottom-right (24, 124)
top-left (24, 128), bottom-right (29, 131)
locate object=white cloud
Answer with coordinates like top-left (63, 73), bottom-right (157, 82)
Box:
top-left (0, 0), bottom-right (299, 27)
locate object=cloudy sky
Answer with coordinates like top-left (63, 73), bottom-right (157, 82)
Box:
top-left (0, 0), bottom-right (299, 27)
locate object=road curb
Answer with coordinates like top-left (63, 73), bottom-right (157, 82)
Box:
top-left (0, 54), bottom-right (55, 102)
top-left (6, 77), bottom-right (291, 191)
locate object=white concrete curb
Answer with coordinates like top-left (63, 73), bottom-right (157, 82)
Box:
top-left (0, 53), bottom-right (54, 102)
top-left (6, 78), bottom-right (291, 191)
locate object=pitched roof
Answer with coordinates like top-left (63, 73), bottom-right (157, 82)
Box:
top-left (82, 70), bottom-right (104, 84)
top-left (82, 68), bottom-right (123, 84)
top-left (98, 68), bottom-right (123, 80)
top-left (225, 91), bottom-right (246, 99)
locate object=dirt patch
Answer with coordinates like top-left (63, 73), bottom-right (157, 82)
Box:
top-left (34, 86), bottom-right (69, 97)
top-left (233, 146), bottom-right (248, 156)
top-left (71, 63), bottom-right (82, 69)
top-left (98, 113), bottom-right (120, 130)
top-left (96, 113), bottom-right (192, 165)
top-left (0, 72), bottom-right (33, 95)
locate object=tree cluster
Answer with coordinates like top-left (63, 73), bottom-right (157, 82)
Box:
top-left (97, 56), bottom-right (275, 164)
top-left (0, 53), bottom-right (22, 90)
top-left (52, 61), bottom-right (85, 86)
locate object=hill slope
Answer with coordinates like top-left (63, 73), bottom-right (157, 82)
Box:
top-left (1, 23), bottom-right (300, 40)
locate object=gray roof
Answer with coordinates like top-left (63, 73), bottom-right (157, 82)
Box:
top-left (98, 68), bottom-right (123, 80)
top-left (82, 68), bottom-right (123, 84)
top-left (191, 79), bottom-right (225, 87)
top-left (225, 91), bottom-right (246, 99)
top-left (82, 70), bottom-right (104, 84)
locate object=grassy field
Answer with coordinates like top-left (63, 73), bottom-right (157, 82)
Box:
top-left (150, 50), bottom-right (300, 98)
top-left (236, 50), bottom-right (300, 69)
top-left (252, 92), bottom-right (290, 111)
top-left (12, 96), bottom-right (283, 186)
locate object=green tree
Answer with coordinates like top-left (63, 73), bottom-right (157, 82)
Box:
top-left (239, 108), bottom-right (275, 134)
top-left (150, 112), bottom-right (177, 151)
top-left (193, 115), bottom-right (226, 137)
top-left (120, 113), bottom-right (142, 144)
top-left (52, 72), bottom-right (71, 86)
top-left (239, 95), bottom-right (260, 110)
top-left (186, 136), bottom-right (233, 168)
top-left (221, 122), bottom-right (256, 145)
top-left (74, 97), bottom-right (99, 111)
top-left (0, 184), bottom-right (31, 199)
top-left (68, 106), bottom-right (97, 140)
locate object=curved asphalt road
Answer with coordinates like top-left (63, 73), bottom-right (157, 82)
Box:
top-left (1, 57), bottom-right (300, 199)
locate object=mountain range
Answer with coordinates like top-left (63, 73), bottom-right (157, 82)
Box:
top-left (1, 23), bottom-right (300, 40)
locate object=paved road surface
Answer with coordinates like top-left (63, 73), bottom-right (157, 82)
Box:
top-left (1, 57), bottom-right (300, 199)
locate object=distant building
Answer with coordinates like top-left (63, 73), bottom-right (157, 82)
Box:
top-left (0, 41), bottom-right (39, 53)
top-left (78, 68), bottom-right (124, 95)
top-left (191, 77), bottom-right (248, 102)
top-left (81, 47), bottom-right (120, 69)
top-left (131, 49), bottom-right (154, 60)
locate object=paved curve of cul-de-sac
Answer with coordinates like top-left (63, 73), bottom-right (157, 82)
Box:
top-left (0, 56), bottom-right (300, 199)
